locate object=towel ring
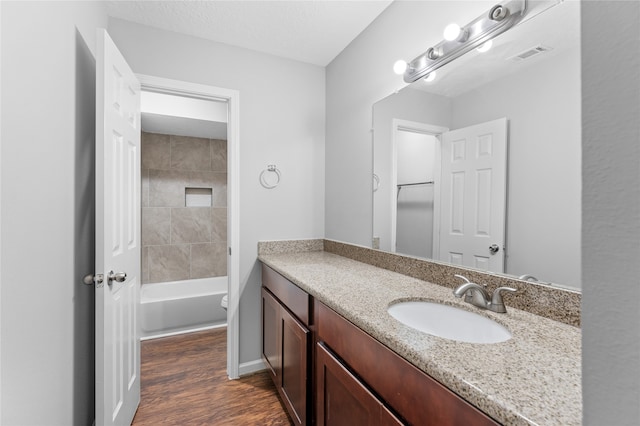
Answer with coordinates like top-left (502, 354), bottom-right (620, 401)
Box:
top-left (260, 164), bottom-right (281, 189)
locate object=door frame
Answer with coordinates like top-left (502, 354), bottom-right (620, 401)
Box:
top-left (136, 74), bottom-right (241, 379)
top-left (390, 119), bottom-right (448, 255)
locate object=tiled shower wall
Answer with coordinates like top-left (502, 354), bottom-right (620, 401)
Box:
top-left (141, 131), bottom-right (227, 284)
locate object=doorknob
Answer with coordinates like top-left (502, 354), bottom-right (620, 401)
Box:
top-left (83, 273), bottom-right (104, 286)
top-left (107, 271), bottom-right (127, 284)
top-left (489, 244), bottom-right (500, 254)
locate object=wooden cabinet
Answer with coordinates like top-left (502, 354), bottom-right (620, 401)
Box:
top-left (261, 266), bottom-right (311, 426)
top-left (261, 264), bottom-right (499, 426)
top-left (315, 300), bottom-right (499, 426)
top-left (316, 342), bottom-right (403, 426)
top-left (261, 288), bottom-right (280, 380)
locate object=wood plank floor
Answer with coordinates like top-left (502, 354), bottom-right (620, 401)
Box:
top-left (132, 328), bottom-right (293, 425)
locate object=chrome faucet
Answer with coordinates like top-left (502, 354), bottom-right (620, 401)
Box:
top-left (518, 274), bottom-right (539, 282)
top-left (452, 275), bottom-right (490, 309)
top-left (453, 274), bottom-right (517, 313)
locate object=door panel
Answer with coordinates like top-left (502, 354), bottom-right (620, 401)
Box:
top-left (281, 308), bottom-right (309, 425)
top-left (262, 288), bottom-right (281, 380)
top-left (316, 343), bottom-right (382, 426)
top-left (439, 118), bottom-right (507, 273)
top-left (96, 29), bottom-right (141, 426)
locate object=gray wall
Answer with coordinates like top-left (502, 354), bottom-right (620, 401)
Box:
top-left (107, 18), bottom-right (326, 366)
top-left (141, 132), bottom-right (227, 284)
top-left (582, 1), bottom-right (640, 424)
top-left (0, 1), bottom-right (107, 424)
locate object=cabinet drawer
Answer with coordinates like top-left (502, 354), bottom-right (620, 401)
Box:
top-left (262, 265), bottom-right (310, 325)
top-left (315, 300), bottom-right (499, 426)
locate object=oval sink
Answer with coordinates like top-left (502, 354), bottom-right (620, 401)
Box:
top-left (387, 301), bottom-right (511, 344)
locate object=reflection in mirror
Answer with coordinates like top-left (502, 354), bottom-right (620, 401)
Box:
top-left (373, 1), bottom-right (581, 289)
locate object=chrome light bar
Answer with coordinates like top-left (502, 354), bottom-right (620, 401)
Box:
top-left (403, 0), bottom-right (528, 83)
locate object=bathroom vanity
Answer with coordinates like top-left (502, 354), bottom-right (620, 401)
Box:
top-left (259, 240), bottom-right (581, 426)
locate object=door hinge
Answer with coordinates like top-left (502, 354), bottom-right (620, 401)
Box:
top-left (228, 247), bottom-right (232, 256)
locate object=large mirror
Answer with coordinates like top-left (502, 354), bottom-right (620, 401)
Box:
top-left (373, 1), bottom-right (581, 289)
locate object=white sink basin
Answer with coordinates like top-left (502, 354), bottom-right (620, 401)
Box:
top-left (387, 301), bottom-right (512, 344)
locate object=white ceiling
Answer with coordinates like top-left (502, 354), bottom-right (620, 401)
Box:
top-left (105, 0), bottom-right (393, 67)
top-left (142, 112), bottom-right (228, 139)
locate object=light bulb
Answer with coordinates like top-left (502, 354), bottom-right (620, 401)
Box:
top-left (393, 60), bottom-right (408, 75)
top-left (424, 71), bottom-right (436, 82)
top-left (476, 40), bottom-right (493, 53)
top-left (443, 23), bottom-right (462, 41)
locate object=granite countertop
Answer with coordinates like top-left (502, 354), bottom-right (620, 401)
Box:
top-left (259, 250), bottom-right (581, 426)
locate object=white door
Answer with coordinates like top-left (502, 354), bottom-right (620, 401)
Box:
top-left (439, 118), bottom-right (507, 272)
top-left (95, 29), bottom-right (141, 426)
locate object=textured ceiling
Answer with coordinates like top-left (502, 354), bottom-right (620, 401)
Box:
top-left (105, 0), bottom-right (393, 66)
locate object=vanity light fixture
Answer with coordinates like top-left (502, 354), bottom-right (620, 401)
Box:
top-left (443, 23), bottom-right (467, 42)
top-left (402, 0), bottom-right (527, 83)
top-left (393, 59), bottom-right (408, 75)
top-left (476, 40), bottom-right (493, 53)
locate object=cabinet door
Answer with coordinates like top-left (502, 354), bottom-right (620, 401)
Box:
top-left (262, 288), bottom-right (281, 381)
top-left (281, 307), bottom-right (310, 425)
top-left (316, 343), bottom-right (403, 426)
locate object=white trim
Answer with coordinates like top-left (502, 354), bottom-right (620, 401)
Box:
top-left (135, 74), bottom-right (241, 380)
top-left (140, 323), bottom-right (227, 341)
top-left (0, 1), bottom-right (3, 419)
top-left (238, 359), bottom-right (266, 377)
top-left (390, 119), bottom-right (448, 255)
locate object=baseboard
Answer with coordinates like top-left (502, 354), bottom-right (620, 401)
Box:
top-left (238, 358), bottom-right (266, 376)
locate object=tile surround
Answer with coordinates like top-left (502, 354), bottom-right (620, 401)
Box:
top-left (142, 132), bottom-right (228, 284)
top-left (142, 169), bottom-right (149, 208)
top-left (211, 208), bottom-right (227, 242)
top-left (191, 242), bottom-right (227, 278)
top-left (171, 135), bottom-right (211, 170)
top-left (148, 244), bottom-right (190, 283)
top-left (141, 132), bottom-right (170, 170)
top-left (149, 169), bottom-right (188, 207)
top-left (170, 207), bottom-right (213, 244)
top-left (211, 139), bottom-right (227, 171)
top-left (141, 207), bottom-right (171, 246)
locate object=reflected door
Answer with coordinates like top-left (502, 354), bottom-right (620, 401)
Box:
top-left (439, 118), bottom-right (507, 272)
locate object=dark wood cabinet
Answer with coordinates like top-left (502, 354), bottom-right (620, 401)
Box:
top-left (315, 300), bottom-right (499, 426)
top-left (261, 266), bottom-right (311, 426)
top-left (261, 264), bottom-right (500, 426)
top-left (316, 342), bottom-right (403, 426)
top-left (280, 306), bottom-right (309, 424)
top-left (261, 288), bottom-right (280, 380)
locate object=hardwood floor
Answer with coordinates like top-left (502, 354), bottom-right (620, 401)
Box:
top-left (132, 328), bottom-right (293, 425)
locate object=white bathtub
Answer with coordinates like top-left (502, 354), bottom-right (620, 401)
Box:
top-left (140, 276), bottom-right (228, 340)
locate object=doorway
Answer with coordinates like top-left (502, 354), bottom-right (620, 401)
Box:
top-left (390, 119), bottom-right (448, 257)
top-left (137, 74), bottom-right (240, 379)
top-left (395, 130), bottom-right (438, 258)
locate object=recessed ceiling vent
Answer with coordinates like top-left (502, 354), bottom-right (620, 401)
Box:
top-left (508, 45), bottom-right (553, 62)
